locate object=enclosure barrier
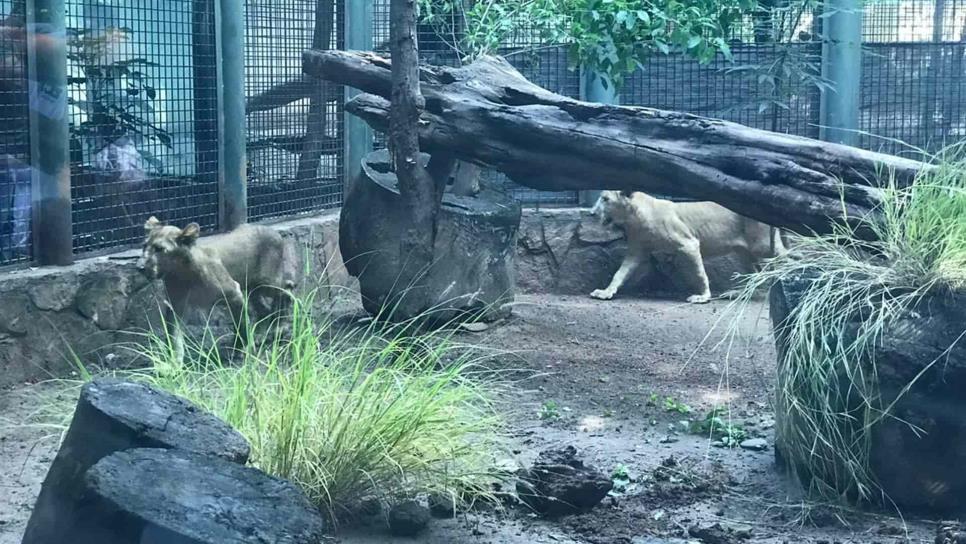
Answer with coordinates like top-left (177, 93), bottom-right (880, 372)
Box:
top-left (0, 0), bottom-right (963, 268)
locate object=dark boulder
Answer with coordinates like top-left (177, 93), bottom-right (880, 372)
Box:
top-left (387, 499), bottom-right (432, 537)
top-left (22, 378), bottom-right (250, 544)
top-left (516, 445), bottom-right (613, 517)
top-left (71, 448), bottom-right (324, 543)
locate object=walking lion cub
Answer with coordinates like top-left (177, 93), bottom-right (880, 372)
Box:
top-left (138, 217), bottom-right (296, 358)
top-left (589, 191), bottom-right (784, 303)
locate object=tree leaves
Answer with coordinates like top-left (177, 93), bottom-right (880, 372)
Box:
top-left (419, 0), bottom-right (756, 92)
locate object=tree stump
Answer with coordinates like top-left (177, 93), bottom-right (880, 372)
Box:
top-left (68, 448), bottom-right (324, 544)
top-left (340, 149), bottom-right (521, 323)
top-left (770, 274), bottom-right (966, 513)
top-left (22, 378), bottom-right (251, 544)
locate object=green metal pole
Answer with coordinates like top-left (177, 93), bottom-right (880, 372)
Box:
top-left (343, 0), bottom-right (373, 193)
top-left (218, 0), bottom-right (247, 229)
top-left (579, 66), bottom-right (617, 207)
top-left (819, 0), bottom-right (862, 146)
top-left (27, 0), bottom-right (72, 265)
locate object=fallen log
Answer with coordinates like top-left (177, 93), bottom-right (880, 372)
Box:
top-left (302, 50), bottom-right (929, 237)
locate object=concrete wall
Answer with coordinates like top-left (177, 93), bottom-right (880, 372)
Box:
top-left (0, 208), bottom-right (752, 389)
top-left (0, 212), bottom-right (352, 389)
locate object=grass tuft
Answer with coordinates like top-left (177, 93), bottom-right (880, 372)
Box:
top-left (713, 144), bottom-right (966, 505)
top-left (41, 284), bottom-right (514, 526)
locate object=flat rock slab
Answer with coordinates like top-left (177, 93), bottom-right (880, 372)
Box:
top-left (22, 378), bottom-right (251, 544)
top-left (82, 378), bottom-right (251, 463)
top-left (73, 448), bottom-right (325, 544)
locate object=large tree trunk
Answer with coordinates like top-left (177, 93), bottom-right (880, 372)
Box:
top-left (303, 50), bottom-right (928, 239)
top-left (389, 0), bottom-right (444, 318)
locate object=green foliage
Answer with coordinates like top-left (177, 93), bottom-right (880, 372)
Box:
top-left (419, 0), bottom-right (756, 90)
top-left (663, 395), bottom-right (692, 414)
top-left (103, 289), bottom-right (511, 524)
top-left (539, 399), bottom-right (561, 419)
top-left (67, 27), bottom-right (172, 169)
top-left (690, 407), bottom-right (747, 447)
top-left (714, 146), bottom-right (966, 503)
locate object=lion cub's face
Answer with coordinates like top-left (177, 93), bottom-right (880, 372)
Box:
top-left (138, 216), bottom-right (201, 279)
top-left (591, 190), bottom-right (635, 228)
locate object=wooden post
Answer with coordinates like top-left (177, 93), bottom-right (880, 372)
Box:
top-left (578, 66), bottom-right (617, 207)
top-left (819, 0), bottom-right (862, 146)
top-left (217, 0), bottom-right (247, 229)
top-left (26, 0), bottom-right (72, 265)
top-left (343, 0), bottom-right (372, 190)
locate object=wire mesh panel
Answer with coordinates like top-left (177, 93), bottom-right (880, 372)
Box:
top-left (0, 0), bottom-right (31, 266)
top-left (620, 43), bottom-right (822, 140)
top-left (66, 0), bottom-right (220, 254)
top-left (245, 0), bottom-right (344, 222)
top-left (860, 0), bottom-right (966, 156)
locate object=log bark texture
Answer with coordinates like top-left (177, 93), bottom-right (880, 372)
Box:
top-left (21, 379), bottom-right (250, 544)
top-left (302, 49), bottom-right (930, 237)
top-left (388, 0), bottom-right (443, 317)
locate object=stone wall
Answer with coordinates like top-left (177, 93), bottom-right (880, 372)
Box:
top-left (0, 207), bottom-right (755, 389)
top-left (0, 212), bottom-right (353, 389)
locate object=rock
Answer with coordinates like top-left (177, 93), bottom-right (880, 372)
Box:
top-left (459, 321), bottom-right (490, 333)
top-left (22, 379), bottom-right (251, 544)
top-left (388, 500), bottom-right (431, 537)
top-left (428, 493), bottom-right (457, 518)
top-left (28, 276), bottom-right (80, 311)
top-left (516, 445), bottom-right (613, 517)
top-left (739, 438), bottom-right (768, 451)
top-left (689, 521), bottom-right (751, 543)
top-left (771, 273), bottom-right (966, 512)
top-left (72, 448), bottom-right (324, 544)
top-left (937, 521), bottom-right (963, 544)
top-left (340, 150), bottom-right (520, 323)
top-left (75, 272), bottom-right (134, 330)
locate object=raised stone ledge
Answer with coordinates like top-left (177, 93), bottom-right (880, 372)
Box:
top-left (0, 211), bottom-right (353, 389)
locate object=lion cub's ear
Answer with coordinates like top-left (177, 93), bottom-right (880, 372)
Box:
top-left (144, 216), bottom-right (161, 232)
top-left (177, 223), bottom-right (201, 245)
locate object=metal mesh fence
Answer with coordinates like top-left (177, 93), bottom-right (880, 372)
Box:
top-left (860, 0), bottom-right (966, 156)
top-left (0, 0), bottom-right (31, 265)
top-left (245, 0), bottom-right (344, 222)
top-left (66, 0), bottom-right (220, 255)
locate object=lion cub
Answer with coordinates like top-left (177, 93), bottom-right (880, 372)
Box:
top-left (589, 191), bottom-right (784, 303)
top-left (138, 217), bottom-right (296, 357)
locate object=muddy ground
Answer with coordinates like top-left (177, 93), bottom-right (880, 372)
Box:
top-left (0, 294), bottom-right (943, 543)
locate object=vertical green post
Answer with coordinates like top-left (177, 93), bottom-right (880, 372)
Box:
top-left (579, 66), bottom-right (617, 207)
top-left (819, 0), bottom-right (862, 146)
top-left (217, 0), bottom-right (247, 229)
top-left (343, 0), bottom-right (372, 192)
top-left (27, 0), bottom-right (72, 265)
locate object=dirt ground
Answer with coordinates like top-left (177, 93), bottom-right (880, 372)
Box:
top-left (0, 294), bottom-right (942, 543)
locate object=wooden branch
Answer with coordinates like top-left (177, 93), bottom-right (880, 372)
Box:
top-left (303, 49), bottom-right (930, 237)
top-left (245, 76), bottom-right (341, 115)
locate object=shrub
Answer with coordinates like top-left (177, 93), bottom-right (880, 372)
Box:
top-left (74, 288), bottom-right (512, 525)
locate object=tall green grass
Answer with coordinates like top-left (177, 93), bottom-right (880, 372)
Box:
top-left (91, 286), bottom-right (513, 524)
top-left (715, 146), bottom-right (966, 505)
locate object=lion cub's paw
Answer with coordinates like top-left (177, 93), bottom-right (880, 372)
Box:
top-left (590, 289), bottom-right (615, 300)
top-left (686, 293), bottom-right (711, 304)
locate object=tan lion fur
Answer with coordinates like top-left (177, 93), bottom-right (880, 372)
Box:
top-left (589, 191), bottom-right (784, 303)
